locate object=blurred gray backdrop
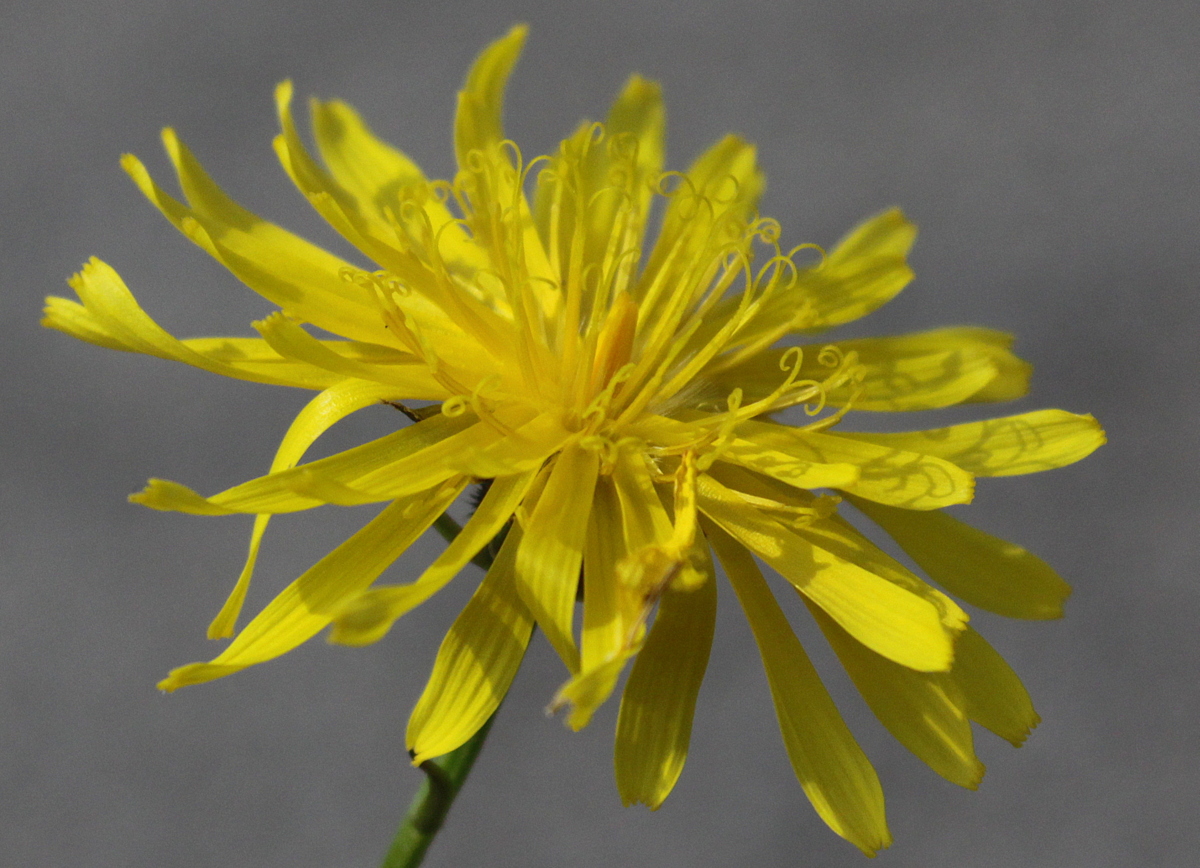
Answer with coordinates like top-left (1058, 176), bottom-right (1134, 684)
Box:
top-left (4, 1), bottom-right (1197, 865)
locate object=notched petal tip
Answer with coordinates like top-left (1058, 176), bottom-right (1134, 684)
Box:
top-left (1078, 413), bottom-right (1108, 452)
top-left (548, 655), bottom-right (631, 732)
top-left (155, 661), bottom-right (214, 693)
top-left (130, 478), bottom-right (234, 515)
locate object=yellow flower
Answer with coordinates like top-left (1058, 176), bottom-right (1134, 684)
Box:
top-left (45, 25), bottom-right (1103, 855)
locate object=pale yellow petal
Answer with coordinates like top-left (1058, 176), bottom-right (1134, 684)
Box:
top-left (407, 525), bottom-right (533, 763)
top-left (454, 25), bottom-right (527, 167)
top-left (180, 335), bottom-right (426, 390)
top-left (797, 207), bottom-right (916, 331)
top-left (210, 379), bottom-right (410, 639)
top-left (514, 443), bottom-right (599, 673)
top-left (632, 414), bottom-right (860, 491)
top-left (580, 477), bottom-right (630, 674)
top-left (697, 473), bottom-right (956, 671)
top-left (806, 599), bottom-right (984, 789)
top-left (848, 496), bottom-right (1071, 619)
top-left (638, 135), bottom-right (764, 312)
top-left (709, 327), bottom-right (1028, 412)
top-left (552, 653), bottom-right (637, 732)
top-left (123, 139), bottom-right (386, 345)
top-left (329, 469), bottom-right (536, 646)
top-left (253, 311), bottom-right (446, 396)
top-left (615, 547), bottom-right (717, 809)
top-left (951, 627), bottom-right (1040, 746)
top-left (707, 522), bottom-right (891, 856)
top-left (734, 419), bottom-right (975, 510)
top-left (48, 259), bottom-right (342, 390)
top-left (157, 479), bottom-right (464, 690)
top-left (838, 409), bottom-right (1105, 477)
top-left (131, 411), bottom-right (477, 515)
top-left (309, 96), bottom-right (486, 276)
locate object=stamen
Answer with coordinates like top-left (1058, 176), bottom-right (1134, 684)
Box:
top-left (579, 434), bottom-right (641, 474)
top-left (587, 292), bottom-right (639, 399)
top-left (580, 362), bottom-right (636, 433)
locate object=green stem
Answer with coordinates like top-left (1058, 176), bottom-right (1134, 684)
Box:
top-left (380, 508), bottom-right (500, 868)
top-left (380, 712), bottom-right (499, 868)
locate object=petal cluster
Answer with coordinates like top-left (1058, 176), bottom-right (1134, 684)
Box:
top-left (45, 25), bottom-right (1104, 855)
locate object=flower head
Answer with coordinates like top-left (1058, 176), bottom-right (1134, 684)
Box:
top-left (45, 25), bottom-right (1103, 855)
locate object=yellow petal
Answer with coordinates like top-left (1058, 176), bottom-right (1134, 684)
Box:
top-left (272, 81), bottom-right (398, 262)
top-left (598, 74), bottom-right (665, 263)
top-left (42, 294), bottom-right (146, 353)
top-left (638, 134), bottom-right (764, 315)
top-left (210, 379), bottom-right (409, 639)
top-left (797, 207), bottom-right (916, 331)
top-left (532, 74), bottom-right (665, 325)
top-left (123, 139), bottom-right (386, 345)
top-left (611, 448), bottom-right (696, 603)
top-left (949, 328), bottom-right (1032, 404)
top-left (131, 411), bottom-right (476, 515)
top-left (551, 653), bottom-right (637, 732)
top-left (554, 452), bottom-right (684, 732)
top-left (632, 414), bottom-right (860, 491)
top-left (253, 311), bottom-right (446, 395)
top-left (406, 524), bottom-right (534, 763)
top-left (806, 599), bottom-right (984, 789)
top-left (697, 473), bottom-right (956, 671)
top-left (734, 419), bottom-right (975, 510)
top-left (275, 85), bottom-right (513, 368)
top-left (309, 97), bottom-right (487, 276)
top-left (329, 470), bottom-right (536, 645)
top-left (951, 627), bottom-right (1040, 746)
top-left (180, 335), bottom-right (425, 389)
top-left (611, 447), bottom-right (675, 548)
top-left (309, 96), bottom-right (426, 219)
top-left (715, 436), bottom-right (862, 491)
top-left (848, 495), bottom-right (1071, 619)
top-left (838, 409), bottom-right (1106, 477)
top-left (304, 414), bottom-right (547, 507)
top-left (514, 443), bottom-right (599, 673)
top-left (718, 209), bottom-right (916, 349)
top-left (455, 25), bottom-right (527, 167)
top-left (709, 327), bottom-right (1029, 412)
top-left (157, 479), bottom-right (464, 690)
top-left (707, 522), bottom-right (891, 856)
top-left (615, 547), bottom-right (717, 809)
top-left (47, 259), bottom-right (342, 390)
top-left (797, 513), bottom-right (968, 633)
top-left (580, 477), bottom-right (632, 674)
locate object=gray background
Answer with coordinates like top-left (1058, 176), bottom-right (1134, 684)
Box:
top-left (4, 1), bottom-right (1197, 865)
